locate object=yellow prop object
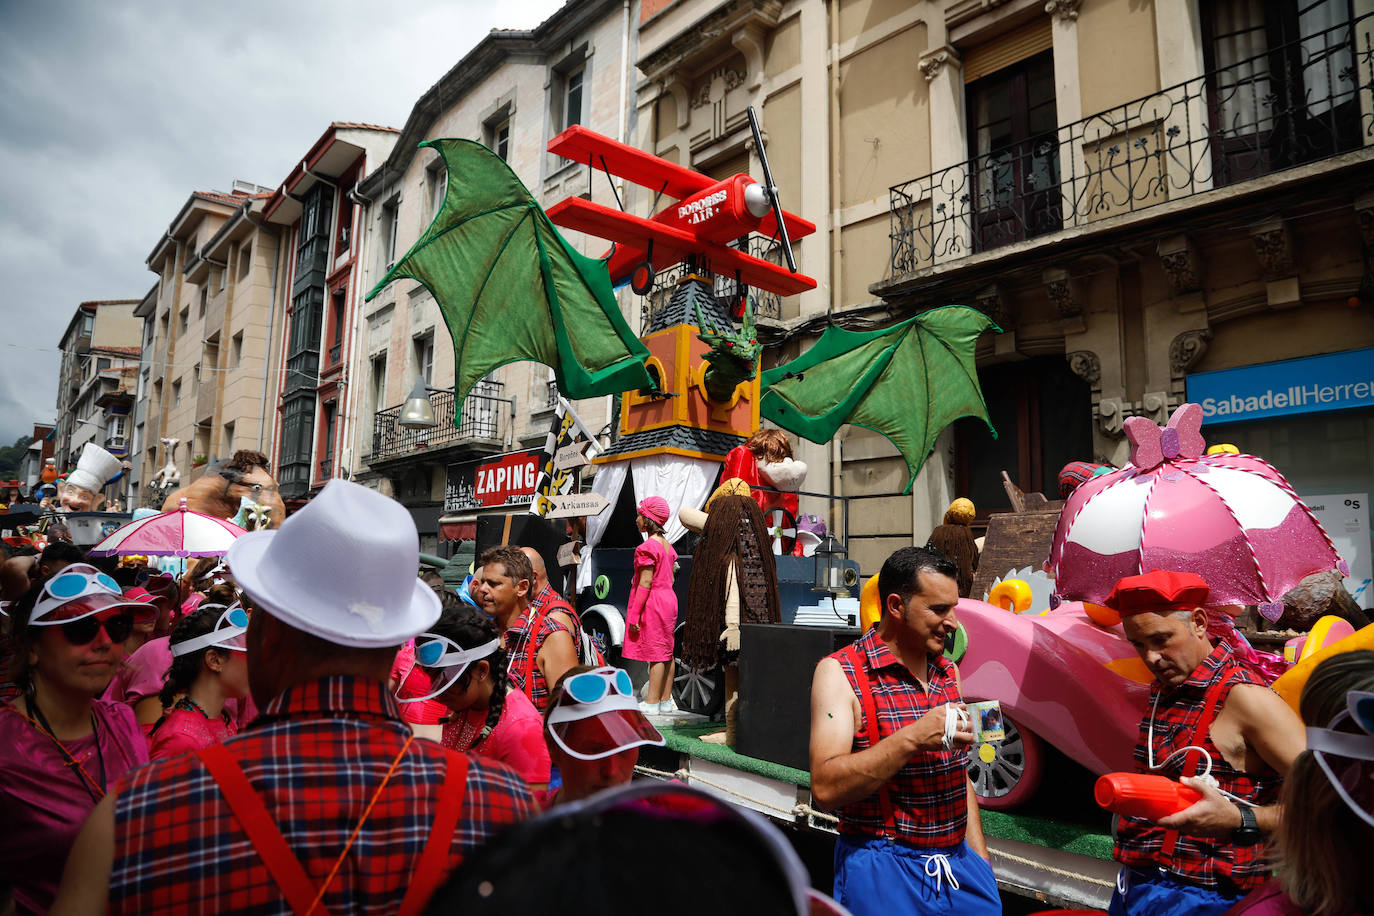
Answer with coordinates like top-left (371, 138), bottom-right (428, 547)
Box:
top-left (988, 578), bottom-right (1033, 613)
top-left (859, 574), bottom-right (882, 631)
top-left (1084, 602), bottom-right (1123, 628)
top-left (1283, 615), bottom-right (1356, 664)
top-left (1272, 623), bottom-right (1374, 712)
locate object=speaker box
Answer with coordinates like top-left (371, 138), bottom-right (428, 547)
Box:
top-left (737, 623), bottom-right (860, 771)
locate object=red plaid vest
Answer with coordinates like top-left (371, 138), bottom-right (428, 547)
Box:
top-left (505, 605), bottom-right (572, 714)
top-left (1114, 643), bottom-right (1281, 892)
top-left (108, 676), bottom-right (534, 914)
top-left (830, 628), bottom-right (969, 848)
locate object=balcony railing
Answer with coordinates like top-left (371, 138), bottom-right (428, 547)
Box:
top-left (371, 382), bottom-right (507, 463)
top-left (890, 14), bottom-right (1374, 277)
top-left (640, 235), bottom-right (785, 327)
top-left (318, 457), bottom-right (332, 480)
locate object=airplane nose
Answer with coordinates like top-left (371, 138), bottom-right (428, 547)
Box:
top-left (743, 181), bottom-right (771, 218)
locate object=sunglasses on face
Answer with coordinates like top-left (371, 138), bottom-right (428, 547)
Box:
top-left (57, 610), bottom-right (134, 646)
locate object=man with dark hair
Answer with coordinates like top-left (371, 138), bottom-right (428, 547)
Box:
top-left (1105, 569), bottom-right (1305, 916)
top-left (481, 546), bottom-right (577, 714)
top-left (54, 481), bottom-right (533, 914)
top-left (809, 545), bottom-right (998, 916)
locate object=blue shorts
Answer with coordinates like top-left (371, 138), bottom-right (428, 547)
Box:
top-left (833, 834), bottom-right (1000, 916)
top-left (1108, 867), bottom-right (1244, 916)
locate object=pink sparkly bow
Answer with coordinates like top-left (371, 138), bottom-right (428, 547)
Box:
top-left (1123, 403), bottom-right (1206, 470)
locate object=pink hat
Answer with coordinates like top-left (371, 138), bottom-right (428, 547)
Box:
top-left (637, 497), bottom-right (670, 526)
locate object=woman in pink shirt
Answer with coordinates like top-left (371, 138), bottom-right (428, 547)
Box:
top-left (0, 564), bottom-right (148, 914)
top-left (146, 603), bottom-right (250, 761)
top-left (408, 601), bottom-right (551, 789)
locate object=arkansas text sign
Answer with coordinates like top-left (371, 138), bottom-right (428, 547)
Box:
top-left (445, 449), bottom-right (541, 512)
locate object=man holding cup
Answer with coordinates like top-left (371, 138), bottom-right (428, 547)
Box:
top-left (810, 546), bottom-right (998, 916)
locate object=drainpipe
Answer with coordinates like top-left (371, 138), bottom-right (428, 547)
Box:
top-left (336, 170), bottom-right (372, 482)
top-left (301, 162), bottom-right (338, 189)
top-left (827, 0), bottom-right (842, 320)
top-left (245, 207), bottom-right (283, 455)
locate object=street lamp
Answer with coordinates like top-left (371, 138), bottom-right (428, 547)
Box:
top-left (396, 377), bottom-right (519, 448)
top-left (397, 378), bottom-right (437, 429)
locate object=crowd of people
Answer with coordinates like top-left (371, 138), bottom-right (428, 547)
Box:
top-left (1, 477), bottom-right (1371, 915)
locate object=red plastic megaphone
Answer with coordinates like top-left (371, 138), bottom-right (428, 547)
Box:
top-left (1094, 773), bottom-right (1202, 820)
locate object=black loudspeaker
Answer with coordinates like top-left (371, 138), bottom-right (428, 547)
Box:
top-left (737, 623), bottom-right (860, 771)
top-left (475, 513), bottom-right (566, 588)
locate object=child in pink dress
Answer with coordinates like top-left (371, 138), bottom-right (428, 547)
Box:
top-left (147, 603), bottom-right (250, 761)
top-left (621, 497), bottom-right (679, 714)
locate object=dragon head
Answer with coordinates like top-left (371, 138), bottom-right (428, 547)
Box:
top-left (694, 299), bottom-right (760, 402)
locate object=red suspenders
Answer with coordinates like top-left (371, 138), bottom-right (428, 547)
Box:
top-left (197, 741), bottom-right (470, 916)
top-left (838, 645), bottom-right (897, 836)
top-left (1158, 672), bottom-right (1235, 872)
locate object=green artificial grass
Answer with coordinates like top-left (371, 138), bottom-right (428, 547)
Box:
top-left (658, 722), bottom-right (1115, 860)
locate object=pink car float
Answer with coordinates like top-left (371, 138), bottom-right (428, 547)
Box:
top-left (949, 597), bottom-right (1152, 809)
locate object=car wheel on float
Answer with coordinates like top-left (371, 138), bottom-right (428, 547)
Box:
top-left (965, 706), bottom-right (1045, 810)
top-left (671, 622), bottom-right (725, 716)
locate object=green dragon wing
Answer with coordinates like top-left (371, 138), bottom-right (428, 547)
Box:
top-left (759, 306), bottom-right (998, 493)
top-left (365, 139), bottom-right (651, 417)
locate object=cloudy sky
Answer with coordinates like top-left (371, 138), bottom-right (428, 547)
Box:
top-left (0, 0), bottom-right (565, 446)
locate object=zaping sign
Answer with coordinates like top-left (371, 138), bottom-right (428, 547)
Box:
top-left (445, 449), bottom-right (542, 512)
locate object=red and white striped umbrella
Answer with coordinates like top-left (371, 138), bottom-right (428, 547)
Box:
top-left (87, 499), bottom-right (247, 558)
top-left (1048, 403), bottom-right (1344, 617)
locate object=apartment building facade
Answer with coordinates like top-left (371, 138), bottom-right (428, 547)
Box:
top-left (630, 0), bottom-right (1374, 575)
top-left (53, 300), bottom-right (143, 506)
top-left (139, 182), bottom-right (280, 508)
top-left (349, 0), bottom-right (639, 555)
top-left (259, 123), bottom-right (400, 506)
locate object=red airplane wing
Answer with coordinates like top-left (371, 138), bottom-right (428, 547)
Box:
top-left (759, 209), bottom-right (816, 241)
top-left (548, 125), bottom-right (712, 201)
top-left (548, 198), bottom-right (817, 297)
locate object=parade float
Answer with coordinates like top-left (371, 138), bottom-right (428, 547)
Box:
top-left (362, 114), bottom-right (1368, 910)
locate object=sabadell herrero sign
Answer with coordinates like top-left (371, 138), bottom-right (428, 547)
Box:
top-left (1186, 347), bottom-right (1374, 425)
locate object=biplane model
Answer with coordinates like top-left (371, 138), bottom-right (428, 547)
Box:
top-left (545, 108), bottom-right (817, 299)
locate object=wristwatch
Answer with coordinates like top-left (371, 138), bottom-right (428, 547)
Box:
top-left (1231, 804), bottom-right (1262, 846)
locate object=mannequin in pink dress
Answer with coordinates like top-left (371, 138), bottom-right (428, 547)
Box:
top-left (621, 497), bottom-right (679, 714)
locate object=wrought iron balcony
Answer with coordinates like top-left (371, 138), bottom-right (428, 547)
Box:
top-left (371, 382), bottom-right (508, 463)
top-left (640, 235), bottom-right (785, 327)
top-left (889, 14), bottom-right (1373, 278)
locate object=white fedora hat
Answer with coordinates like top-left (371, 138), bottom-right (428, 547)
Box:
top-left (227, 479), bottom-right (439, 648)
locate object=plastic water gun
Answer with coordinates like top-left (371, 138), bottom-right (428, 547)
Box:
top-left (1094, 773), bottom-right (1202, 820)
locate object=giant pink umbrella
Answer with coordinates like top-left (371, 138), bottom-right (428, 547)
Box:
top-left (87, 499), bottom-right (247, 558)
top-left (1047, 403), bottom-right (1345, 618)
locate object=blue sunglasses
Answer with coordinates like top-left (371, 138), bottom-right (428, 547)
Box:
top-left (564, 668), bottom-right (634, 705)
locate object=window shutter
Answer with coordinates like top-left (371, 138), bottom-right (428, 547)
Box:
top-left (962, 17), bottom-right (1054, 83)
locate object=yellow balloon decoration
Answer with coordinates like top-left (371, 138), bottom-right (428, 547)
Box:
top-left (859, 574), bottom-right (882, 631)
top-left (1272, 623), bottom-right (1374, 713)
top-left (1084, 602), bottom-right (1122, 628)
top-left (988, 578), bottom-right (1033, 613)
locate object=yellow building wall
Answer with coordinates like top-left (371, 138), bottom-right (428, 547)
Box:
top-left (837, 24), bottom-right (930, 207)
top-left (1077, 0), bottom-right (1160, 115)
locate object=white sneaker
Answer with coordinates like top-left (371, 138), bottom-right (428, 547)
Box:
top-left (658, 699), bottom-right (679, 715)
top-left (638, 701), bottom-right (659, 715)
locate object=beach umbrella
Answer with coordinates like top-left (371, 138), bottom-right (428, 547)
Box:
top-left (1048, 403), bottom-right (1344, 618)
top-left (87, 499), bottom-right (247, 558)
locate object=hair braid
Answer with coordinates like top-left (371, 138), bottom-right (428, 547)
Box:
top-left (426, 602), bottom-right (507, 746)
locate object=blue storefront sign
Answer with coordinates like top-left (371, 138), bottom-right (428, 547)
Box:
top-left (1187, 347), bottom-right (1374, 425)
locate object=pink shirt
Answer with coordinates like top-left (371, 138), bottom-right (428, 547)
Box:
top-left (0, 698), bottom-right (148, 914)
top-left (104, 636), bottom-right (257, 733)
top-left (441, 687), bottom-right (551, 786)
top-left (392, 641), bottom-right (450, 725)
top-left (148, 703), bottom-right (236, 761)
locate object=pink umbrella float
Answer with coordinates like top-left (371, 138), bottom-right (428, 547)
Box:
top-left (1047, 403), bottom-right (1345, 619)
top-left (88, 499), bottom-right (247, 558)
